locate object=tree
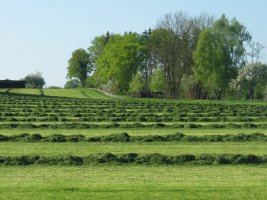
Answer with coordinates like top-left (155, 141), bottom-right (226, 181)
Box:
top-left (88, 32), bottom-right (111, 71)
top-left (104, 77), bottom-right (119, 97)
top-left (180, 74), bottom-right (197, 99)
top-left (128, 72), bottom-right (144, 97)
top-left (247, 41), bottom-right (264, 64)
top-left (95, 33), bottom-right (145, 92)
top-left (150, 69), bottom-right (165, 96)
top-left (236, 63), bottom-right (267, 99)
top-left (67, 49), bottom-right (92, 87)
top-left (64, 79), bottom-right (81, 89)
top-left (24, 72), bottom-right (46, 88)
top-left (193, 15), bottom-right (251, 99)
top-left (148, 12), bottom-right (214, 98)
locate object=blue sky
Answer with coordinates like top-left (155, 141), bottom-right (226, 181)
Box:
top-left (0, 0), bottom-right (266, 87)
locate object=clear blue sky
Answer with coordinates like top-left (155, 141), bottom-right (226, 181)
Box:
top-left (1, 0), bottom-right (266, 87)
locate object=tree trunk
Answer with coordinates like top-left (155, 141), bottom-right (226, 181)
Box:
top-left (215, 90), bottom-right (223, 100)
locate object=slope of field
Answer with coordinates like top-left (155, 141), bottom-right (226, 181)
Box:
top-left (8, 88), bottom-right (42, 95)
top-left (43, 89), bottom-right (86, 98)
top-left (5, 88), bottom-right (111, 99)
top-left (80, 88), bottom-right (111, 99)
top-left (0, 94), bottom-right (266, 199)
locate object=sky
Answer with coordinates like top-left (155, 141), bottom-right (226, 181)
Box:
top-left (0, 0), bottom-right (267, 87)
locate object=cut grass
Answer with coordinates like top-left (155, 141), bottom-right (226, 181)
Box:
top-left (0, 165), bottom-right (266, 200)
top-left (1, 128), bottom-right (266, 136)
top-left (9, 89), bottom-right (42, 95)
top-left (0, 142), bottom-right (266, 156)
top-left (42, 88), bottom-right (111, 99)
top-left (43, 89), bottom-right (86, 98)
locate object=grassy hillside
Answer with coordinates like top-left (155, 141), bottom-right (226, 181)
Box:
top-left (6, 88), bottom-right (111, 99)
top-left (8, 88), bottom-right (42, 95)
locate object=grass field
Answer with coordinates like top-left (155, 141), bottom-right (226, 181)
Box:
top-left (0, 165), bottom-right (266, 200)
top-left (0, 92), bottom-right (266, 199)
top-left (1, 142), bottom-right (266, 156)
top-left (6, 88), bottom-right (111, 99)
top-left (9, 88), bottom-right (43, 95)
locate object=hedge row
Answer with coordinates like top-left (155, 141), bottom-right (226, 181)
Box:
top-left (0, 153), bottom-right (266, 166)
top-left (0, 122), bottom-right (266, 129)
top-left (1, 132), bottom-right (266, 142)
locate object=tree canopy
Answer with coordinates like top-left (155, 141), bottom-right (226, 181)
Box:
top-left (67, 49), bottom-right (92, 87)
top-left (24, 72), bottom-right (46, 88)
top-left (193, 15), bottom-right (251, 99)
top-left (66, 12), bottom-right (266, 100)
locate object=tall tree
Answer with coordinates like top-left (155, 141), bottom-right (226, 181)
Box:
top-left (88, 32), bottom-right (111, 71)
top-left (148, 12), bottom-right (213, 98)
top-left (193, 15), bottom-right (251, 99)
top-left (95, 33), bottom-right (145, 92)
top-left (67, 49), bottom-right (92, 87)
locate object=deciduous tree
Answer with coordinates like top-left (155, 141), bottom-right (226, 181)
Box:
top-left (67, 49), bottom-right (92, 87)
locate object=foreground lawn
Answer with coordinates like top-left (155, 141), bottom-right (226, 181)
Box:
top-left (0, 165), bottom-right (266, 200)
top-left (1, 142), bottom-right (266, 156)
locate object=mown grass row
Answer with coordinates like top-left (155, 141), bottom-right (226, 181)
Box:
top-left (1, 115), bottom-right (266, 123)
top-left (1, 132), bottom-right (266, 142)
top-left (1, 122), bottom-right (266, 129)
top-left (1, 153), bottom-right (267, 166)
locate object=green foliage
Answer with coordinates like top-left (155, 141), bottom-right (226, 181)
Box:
top-left (64, 79), bottom-right (81, 89)
top-left (180, 74), bottom-right (196, 98)
top-left (128, 72), bottom-right (144, 97)
top-left (95, 33), bottom-right (145, 92)
top-left (150, 69), bottom-right (165, 94)
top-left (236, 63), bottom-right (267, 99)
top-left (67, 49), bottom-right (92, 87)
top-left (194, 15), bottom-right (251, 99)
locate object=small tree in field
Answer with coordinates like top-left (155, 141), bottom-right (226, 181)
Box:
top-left (128, 72), bottom-right (143, 97)
top-left (24, 72), bottom-right (46, 88)
top-left (150, 69), bottom-right (165, 97)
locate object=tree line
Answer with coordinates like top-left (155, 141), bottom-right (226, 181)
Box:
top-left (66, 12), bottom-right (267, 100)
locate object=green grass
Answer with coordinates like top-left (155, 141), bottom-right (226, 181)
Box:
top-left (42, 88), bottom-right (111, 99)
top-left (80, 88), bottom-right (111, 99)
top-left (43, 89), bottom-right (86, 98)
top-left (0, 94), bottom-right (266, 199)
top-left (9, 88), bottom-right (42, 95)
top-left (0, 165), bottom-right (266, 200)
top-left (1, 142), bottom-right (266, 156)
top-left (1, 128), bottom-right (266, 136)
